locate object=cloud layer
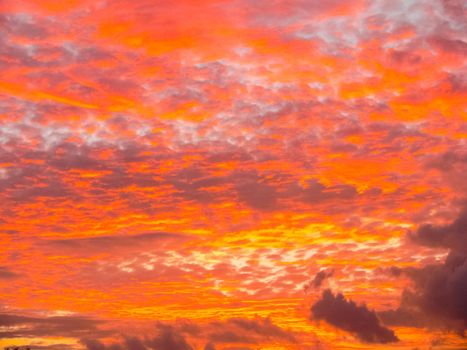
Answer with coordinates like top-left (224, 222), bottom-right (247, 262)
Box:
top-left (0, 0), bottom-right (466, 349)
top-left (311, 289), bottom-right (398, 343)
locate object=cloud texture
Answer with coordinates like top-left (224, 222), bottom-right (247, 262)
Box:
top-left (0, 0), bottom-right (466, 349)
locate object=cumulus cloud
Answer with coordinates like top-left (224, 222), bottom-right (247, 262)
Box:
top-left (81, 317), bottom-right (295, 350)
top-left (310, 289), bottom-right (399, 343)
top-left (146, 324), bottom-right (193, 350)
top-left (380, 255), bottom-right (467, 334)
top-left (380, 206), bottom-right (467, 335)
top-left (398, 207), bottom-right (466, 332)
top-left (378, 301), bottom-right (426, 329)
top-left (410, 207), bottom-right (467, 252)
top-left (409, 253), bottom-right (466, 323)
top-left (82, 325), bottom-right (192, 350)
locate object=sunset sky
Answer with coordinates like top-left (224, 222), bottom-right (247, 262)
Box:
top-left (0, 0), bottom-right (466, 349)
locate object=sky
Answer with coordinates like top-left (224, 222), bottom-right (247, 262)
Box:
top-left (0, 0), bottom-right (466, 349)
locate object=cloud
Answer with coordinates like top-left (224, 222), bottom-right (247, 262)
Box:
top-left (203, 342), bottom-right (216, 350)
top-left (410, 252), bottom-right (466, 323)
top-left (309, 269), bottom-right (334, 289)
top-left (235, 174), bottom-right (278, 211)
top-left (82, 324), bottom-right (193, 350)
top-left (410, 207), bottom-right (467, 252)
top-left (81, 339), bottom-right (122, 350)
top-left (409, 206), bottom-right (467, 325)
top-left (380, 253), bottom-right (467, 334)
top-left (0, 14), bottom-right (50, 40)
top-left (382, 206), bottom-right (467, 334)
top-left (124, 336), bottom-right (148, 350)
top-left (146, 324), bottom-right (193, 350)
top-left (208, 317), bottom-right (296, 344)
top-left (378, 302), bottom-right (426, 328)
top-left (0, 266), bottom-right (19, 279)
top-left (44, 231), bottom-right (187, 252)
top-left (430, 36), bottom-right (467, 55)
top-left (301, 180), bottom-right (357, 204)
top-left (1, 0), bottom-right (466, 348)
top-left (310, 289), bottom-right (399, 343)
top-left (0, 313), bottom-right (108, 339)
top-left (303, 269), bottom-right (334, 293)
top-left (169, 166), bottom-right (226, 204)
top-left (81, 317), bottom-right (295, 350)
top-left (16, 344), bottom-right (77, 350)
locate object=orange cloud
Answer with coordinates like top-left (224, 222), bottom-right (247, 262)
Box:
top-left (1, 0), bottom-right (466, 349)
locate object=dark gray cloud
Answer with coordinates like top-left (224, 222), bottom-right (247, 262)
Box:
top-left (44, 231), bottom-right (187, 252)
top-left (378, 303), bottom-right (426, 329)
top-left (208, 317), bottom-right (296, 344)
top-left (301, 179), bottom-right (357, 204)
top-left (229, 318), bottom-right (294, 340)
top-left (0, 266), bottom-right (19, 279)
top-left (303, 269), bottom-right (334, 293)
top-left (310, 289), bottom-right (399, 343)
top-left (81, 317), bottom-right (295, 350)
top-left (382, 206), bottom-right (467, 334)
top-left (82, 337), bottom-right (144, 350)
top-left (410, 207), bottom-right (467, 253)
top-left (81, 338), bottom-right (121, 350)
top-left (408, 206), bottom-right (467, 328)
top-left (404, 252), bottom-right (467, 325)
top-left (235, 175), bottom-right (278, 211)
top-left (0, 313), bottom-right (107, 339)
top-left (310, 269), bottom-right (334, 289)
top-left (169, 167), bottom-right (225, 204)
top-left (82, 324), bottom-right (192, 350)
top-left (124, 336), bottom-right (147, 350)
top-left (13, 344), bottom-right (77, 350)
top-left (379, 252), bottom-right (467, 335)
top-left (146, 324), bottom-right (193, 350)
top-left (203, 342), bottom-right (216, 350)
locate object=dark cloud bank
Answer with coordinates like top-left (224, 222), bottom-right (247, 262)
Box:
top-left (82, 325), bottom-right (192, 350)
top-left (0, 313), bottom-right (107, 339)
top-left (310, 205), bottom-right (467, 343)
top-left (380, 207), bottom-right (467, 335)
top-left (81, 317), bottom-right (296, 350)
top-left (0, 307), bottom-right (296, 349)
top-left (311, 289), bottom-right (399, 343)
top-left (310, 206), bottom-right (467, 342)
